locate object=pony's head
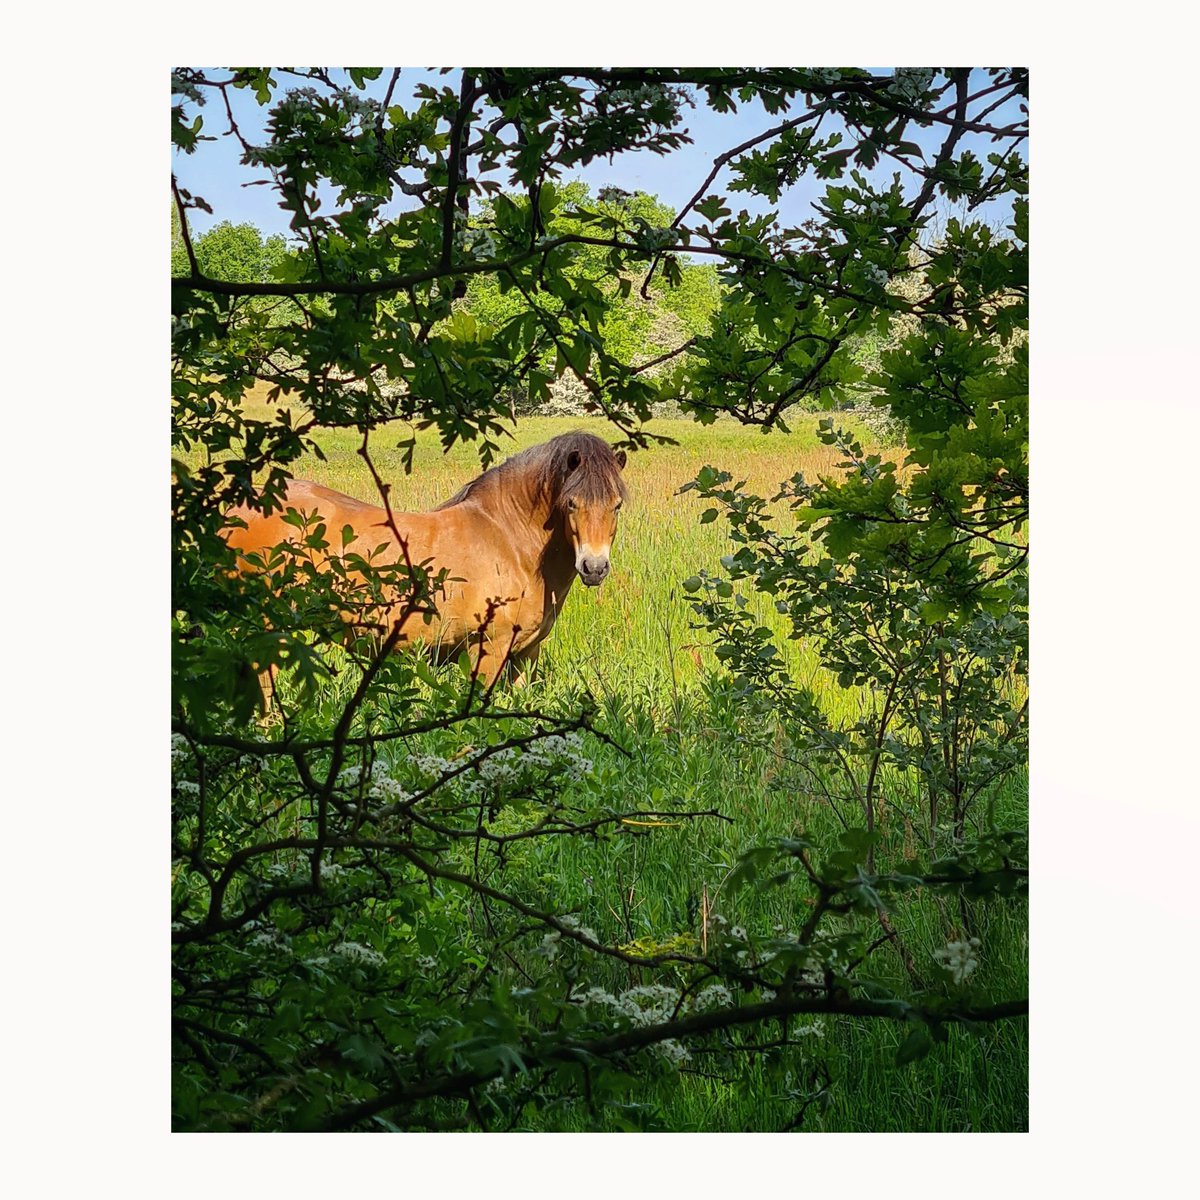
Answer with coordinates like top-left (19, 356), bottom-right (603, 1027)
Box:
top-left (435, 431), bottom-right (630, 586)
top-left (552, 434), bottom-right (628, 587)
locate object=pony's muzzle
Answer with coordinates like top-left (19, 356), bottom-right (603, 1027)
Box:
top-left (577, 555), bottom-right (610, 586)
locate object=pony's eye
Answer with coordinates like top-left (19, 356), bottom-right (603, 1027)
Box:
top-left (614, 502), bottom-right (622, 513)
top-left (567, 497), bottom-right (578, 511)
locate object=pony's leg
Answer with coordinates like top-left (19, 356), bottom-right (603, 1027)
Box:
top-left (469, 631), bottom-right (526, 689)
top-left (475, 639), bottom-right (510, 687)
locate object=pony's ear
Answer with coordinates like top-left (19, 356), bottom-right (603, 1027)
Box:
top-left (567, 450), bottom-right (582, 472)
top-left (614, 449), bottom-right (627, 470)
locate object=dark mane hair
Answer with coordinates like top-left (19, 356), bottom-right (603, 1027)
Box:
top-left (435, 431), bottom-right (628, 511)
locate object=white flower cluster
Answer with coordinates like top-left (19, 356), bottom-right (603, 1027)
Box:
top-left (807, 68), bottom-right (842, 85)
top-left (368, 773), bottom-right (412, 803)
top-left (863, 263), bottom-right (890, 287)
top-left (527, 733), bottom-right (593, 776)
top-left (342, 734), bottom-right (595, 809)
top-left (540, 913), bottom-right (600, 962)
top-left (175, 779), bottom-right (200, 796)
top-left (415, 955), bottom-right (438, 973)
top-left (170, 733), bottom-right (189, 765)
top-left (578, 983), bottom-right (680, 1026)
top-left (409, 753), bottom-right (454, 778)
top-left (888, 67), bottom-right (935, 106)
top-left (337, 761), bottom-right (413, 804)
top-left (575, 984), bottom-right (705, 1068)
top-left (658, 1039), bottom-right (691, 1067)
top-left (247, 927), bottom-right (292, 954)
top-left (934, 937), bottom-right (982, 984)
top-left (693, 983), bottom-right (733, 1010)
top-left (334, 941), bottom-right (385, 967)
top-left (462, 734), bottom-right (594, 796)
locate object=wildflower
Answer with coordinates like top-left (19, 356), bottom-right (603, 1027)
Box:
top-left (695, 983), bottom-right (733, 1010)
top-left (729, 925), bottom-right (747, 941)
top-left (410, 753), bottom-right (453, 778)
top-left (367, 773), bottom-right (412, 803)
top-left (415, 955), bottom-right (437, 973)
top-left (334, 941), bottom-right (385, 967)
top-left (247, 929), bottom-right (291, 954)
top-left (578, 987), bottom-right (618, 1007)
top-left (174, 780), bottom-right (200, 796)
top-left (933, 937), bottom-right (981, 985)
top-left (657, 1039), bottom-right (691, 1068)
top-left (558, 914), bottom-right (598, 944)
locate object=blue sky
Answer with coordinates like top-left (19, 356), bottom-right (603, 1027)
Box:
top-left (172, 68), bottom-right (1025, 244)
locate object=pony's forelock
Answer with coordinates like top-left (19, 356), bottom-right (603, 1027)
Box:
top-left (436, 431), bottom-right (627, 511)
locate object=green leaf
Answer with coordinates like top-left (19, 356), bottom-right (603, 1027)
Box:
top-left (896, 1024), bottom-right (934, 1065)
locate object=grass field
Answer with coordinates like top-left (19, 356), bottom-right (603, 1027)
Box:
top-left (190, 386), bottom-right (1028, 1131)
top-left (232, 382), bottom-right (878, 699)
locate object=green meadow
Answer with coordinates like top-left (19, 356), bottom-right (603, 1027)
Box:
top-left (193, 391), bottom-right (1028, 1132)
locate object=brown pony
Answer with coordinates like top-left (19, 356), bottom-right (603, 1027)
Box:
top-left (225, 431), bottom-right (628, 683)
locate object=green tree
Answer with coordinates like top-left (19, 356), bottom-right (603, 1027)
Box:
top-left (184, 219), bottom-right (290, 283)
top-left (171, 67), bottom-right (1027, 1132)
top-left (460, 181), bottom-right (721, 412)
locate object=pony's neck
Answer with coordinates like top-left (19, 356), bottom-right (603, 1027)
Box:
top-left (472, 469), bottom-right (569, 579)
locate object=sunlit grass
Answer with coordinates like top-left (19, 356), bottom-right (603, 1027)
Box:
top-left (182, 387), bottom-right (1027, 1131)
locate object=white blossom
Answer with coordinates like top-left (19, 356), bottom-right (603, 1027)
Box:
top-left (933, 937), bottom-right (982, 985)
top-left (410, 753), bottom-right (454, 778)
top-left (694, 983), bottom-right (733, 1010)
top-left (367, 772), bottom-right (412, 804)
top-left (334, 941), bottom-right (385, 967)
top-left (247, 928), bottom-right (292, 955)
top-left (538, 931), bottom-right (561, 962)
top-left (657, 1038), bottom-right (691, 1067)
top-left (557, 914), bottom-right (598, 944)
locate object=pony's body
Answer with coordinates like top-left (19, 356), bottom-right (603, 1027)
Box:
top-left (225, 432), bottom-right (627, 682)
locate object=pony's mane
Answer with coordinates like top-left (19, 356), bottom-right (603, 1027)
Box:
top-left (435, 431), bottom-right (628, 511)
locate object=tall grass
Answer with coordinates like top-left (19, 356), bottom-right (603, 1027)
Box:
top-left (189, 390), bottom-right (1028, 1131)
